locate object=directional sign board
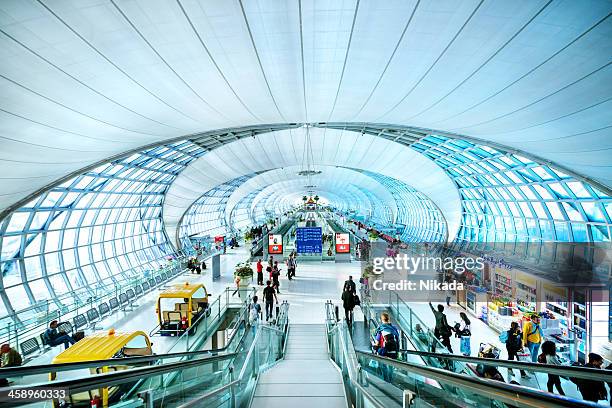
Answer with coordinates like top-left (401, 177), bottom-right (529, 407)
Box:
top-left (296, 227), bottom-right (322, 254)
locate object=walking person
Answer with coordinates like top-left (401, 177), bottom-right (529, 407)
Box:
top-left (266, 263), bottom-right (273, 281)
top-left (539, 340), bottom-right (565, 395)
top-left (503, 322), bottom-right (528, 378)
top-left (575, 353), bottom-right (607, 403)
top-left (445, 287), bottom-right (452, 307)
top-left (256, 259), bottom-right (264, 286)
top-left (522, 314), bottom-right (543, 363)
top-left (272, 261), bottom-right (281, 294)
top-left (429, 302), bottom-right (453, 353)
top-left (456, 312), bottom-right (471, 356)
top-left (249, 296), bottom-right (262, 333)
top-left (262, 281), bottom-right (278, 322)
top-left (286, 255), bottom-right (296, 280)
top-left (343, 275), bottom-right (356, 295)
top-left (341, 285), bottom-right (356, 327)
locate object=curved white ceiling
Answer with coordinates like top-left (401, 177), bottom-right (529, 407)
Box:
top-left (163, 128), bottom-right (461, 244)
top-left (0, 0), bottom-right (610, 214)
top-left (223, 166), bottom-right (400, 225)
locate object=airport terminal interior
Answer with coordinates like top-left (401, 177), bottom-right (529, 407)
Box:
top-left (0, 0), bottom-right (611, 407)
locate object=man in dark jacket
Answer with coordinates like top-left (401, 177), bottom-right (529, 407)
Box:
top-left (343, 276), bottom-right (356, 294)
top-left (43, 320), bottom-right (75, 349)
top-left (576, 353), bottom-right (607, 402)
top-left (341, 286), bottom-right (355, 326)
top-left (505, 322), bottom-right (527, 378)
top-left (429, 302), bottom-right (453, 353)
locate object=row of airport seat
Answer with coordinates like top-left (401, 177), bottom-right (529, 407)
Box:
top-left (18, 267), bottom-right (185, 359)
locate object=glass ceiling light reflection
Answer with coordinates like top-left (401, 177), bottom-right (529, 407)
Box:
top-left (410, 135), bottom-right (612, 243)
top-left (0, 140), bottom-right (207, 322)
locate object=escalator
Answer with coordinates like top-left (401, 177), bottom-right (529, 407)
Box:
top-left (0, 304), bottom-right (290, 408)
top-left (4, 299), bottom-right (609, 408)
top-left (325, 301), bottom-right (608, 408)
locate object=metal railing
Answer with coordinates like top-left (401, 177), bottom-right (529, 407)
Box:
top-left (0, 256), bottom-right (189, 347)
top-left (327, 301), bottom-right (598, 408)
top-left (0, 300), bottom-right (290, 408)
top-left (356, 351), bottom-right (599, 408)
top-left (325, 301), bottom-right (387, 408)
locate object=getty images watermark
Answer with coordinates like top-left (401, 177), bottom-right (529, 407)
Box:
top-left (367, 254), bottom-right (485, 292)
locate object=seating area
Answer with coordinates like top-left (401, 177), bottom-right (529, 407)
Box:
top-left (17, 262), bottom-right (189, 360)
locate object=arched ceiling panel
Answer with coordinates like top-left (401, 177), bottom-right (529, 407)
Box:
top-left (163, 127), bottom-right (461, 244)
top-left (0, 0), bottom-right (610, 215)
top-left (223, 166), bottom-right (398, 225)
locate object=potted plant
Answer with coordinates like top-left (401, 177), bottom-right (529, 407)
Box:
top-left (362, 264), bottom-right (374, 278)
top-left (314, 195), bottom-right (319, 202)
top-left (302, 195), bottom-right (308, 202)
top-left (368, 230), bottom-right (379, 241)
top-left (234, 262), bottom-right (254, 287)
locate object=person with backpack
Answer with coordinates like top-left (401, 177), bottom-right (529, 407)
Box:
top-left (249, 296), bottom-right (262, 333)
top-left (371, 312), bottom-right (400, 382)
top-left (539, 340), bottom-right (564, 395)
top-left (502, 321), bottom-right (528, 378)
top-left (455, 312), bottom-right (471, 356)
top-left (262, 281), bottom-right (278, 322)
top-left (429, 302), bottom-right (453, 353)
top-left (575, 353), bottom-right (607, 402)
top-left (522, 314), bottom-right (543, 363)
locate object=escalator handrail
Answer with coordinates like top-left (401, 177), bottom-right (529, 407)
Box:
top-left (355, 350), bottom-right (599, 408)
top-left (326, 319), bottom-right (385, 408)
top-left (0, 352), bottom-right (237, 397)
top-left (176, 322), bottom-right (288, 408)
top-left (393, 348), bottom-right (612, 381)
top-left (362, 314), bottom-right (610, 381)
top-left (362, 297), bottom-right (610, 382)
top-left (0, 319), bottom-right (249, 378)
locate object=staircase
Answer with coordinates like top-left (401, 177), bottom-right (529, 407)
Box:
top-left (250, 324), bottom-right (346, 408)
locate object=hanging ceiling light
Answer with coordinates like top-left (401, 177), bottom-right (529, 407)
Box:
top-left (297, 124), bottom-right (322, 178)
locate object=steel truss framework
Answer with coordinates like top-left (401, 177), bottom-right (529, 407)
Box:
top-left (1, 123), bottom-right (610, 323)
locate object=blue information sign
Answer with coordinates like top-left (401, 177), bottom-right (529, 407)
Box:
top-left (296, 227), bottom-right (322, 253)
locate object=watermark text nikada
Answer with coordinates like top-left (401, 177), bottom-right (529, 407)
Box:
top-left (372, 279), bottom-right (464, 291)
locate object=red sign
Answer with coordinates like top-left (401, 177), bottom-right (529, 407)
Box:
top-left (214, 236), bottom-right (225, 243)
top-left (335, 233), bottom-right (350, 253)
top-left (268, 234), bottom-right (283, 254)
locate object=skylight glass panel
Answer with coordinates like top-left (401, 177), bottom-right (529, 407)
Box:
top-left (581, 202), bottom-right (605, 222)
top-left (548, 183), bottom-right (569, 198)
top-left (561, 202), bottom-right (583, 222)
top-left (567, 181), bottom-right (591, 198)
top-left (532, 185), bottom-right (553, 200)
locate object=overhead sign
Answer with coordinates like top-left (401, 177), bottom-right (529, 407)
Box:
top-left (335, 232), bottom-right (350, 253)
top-left (296, 227), bottom-right (322, 253)
top-left (268, 234), bottom-right (283, 254)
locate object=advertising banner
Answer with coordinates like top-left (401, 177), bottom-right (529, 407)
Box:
top-left (268, 234), bottom-right (283, 254)
top-left (335, 232), bottom-right (350, 253)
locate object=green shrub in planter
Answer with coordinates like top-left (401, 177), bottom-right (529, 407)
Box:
top-left (234, 262), bottom-right (254, 279)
